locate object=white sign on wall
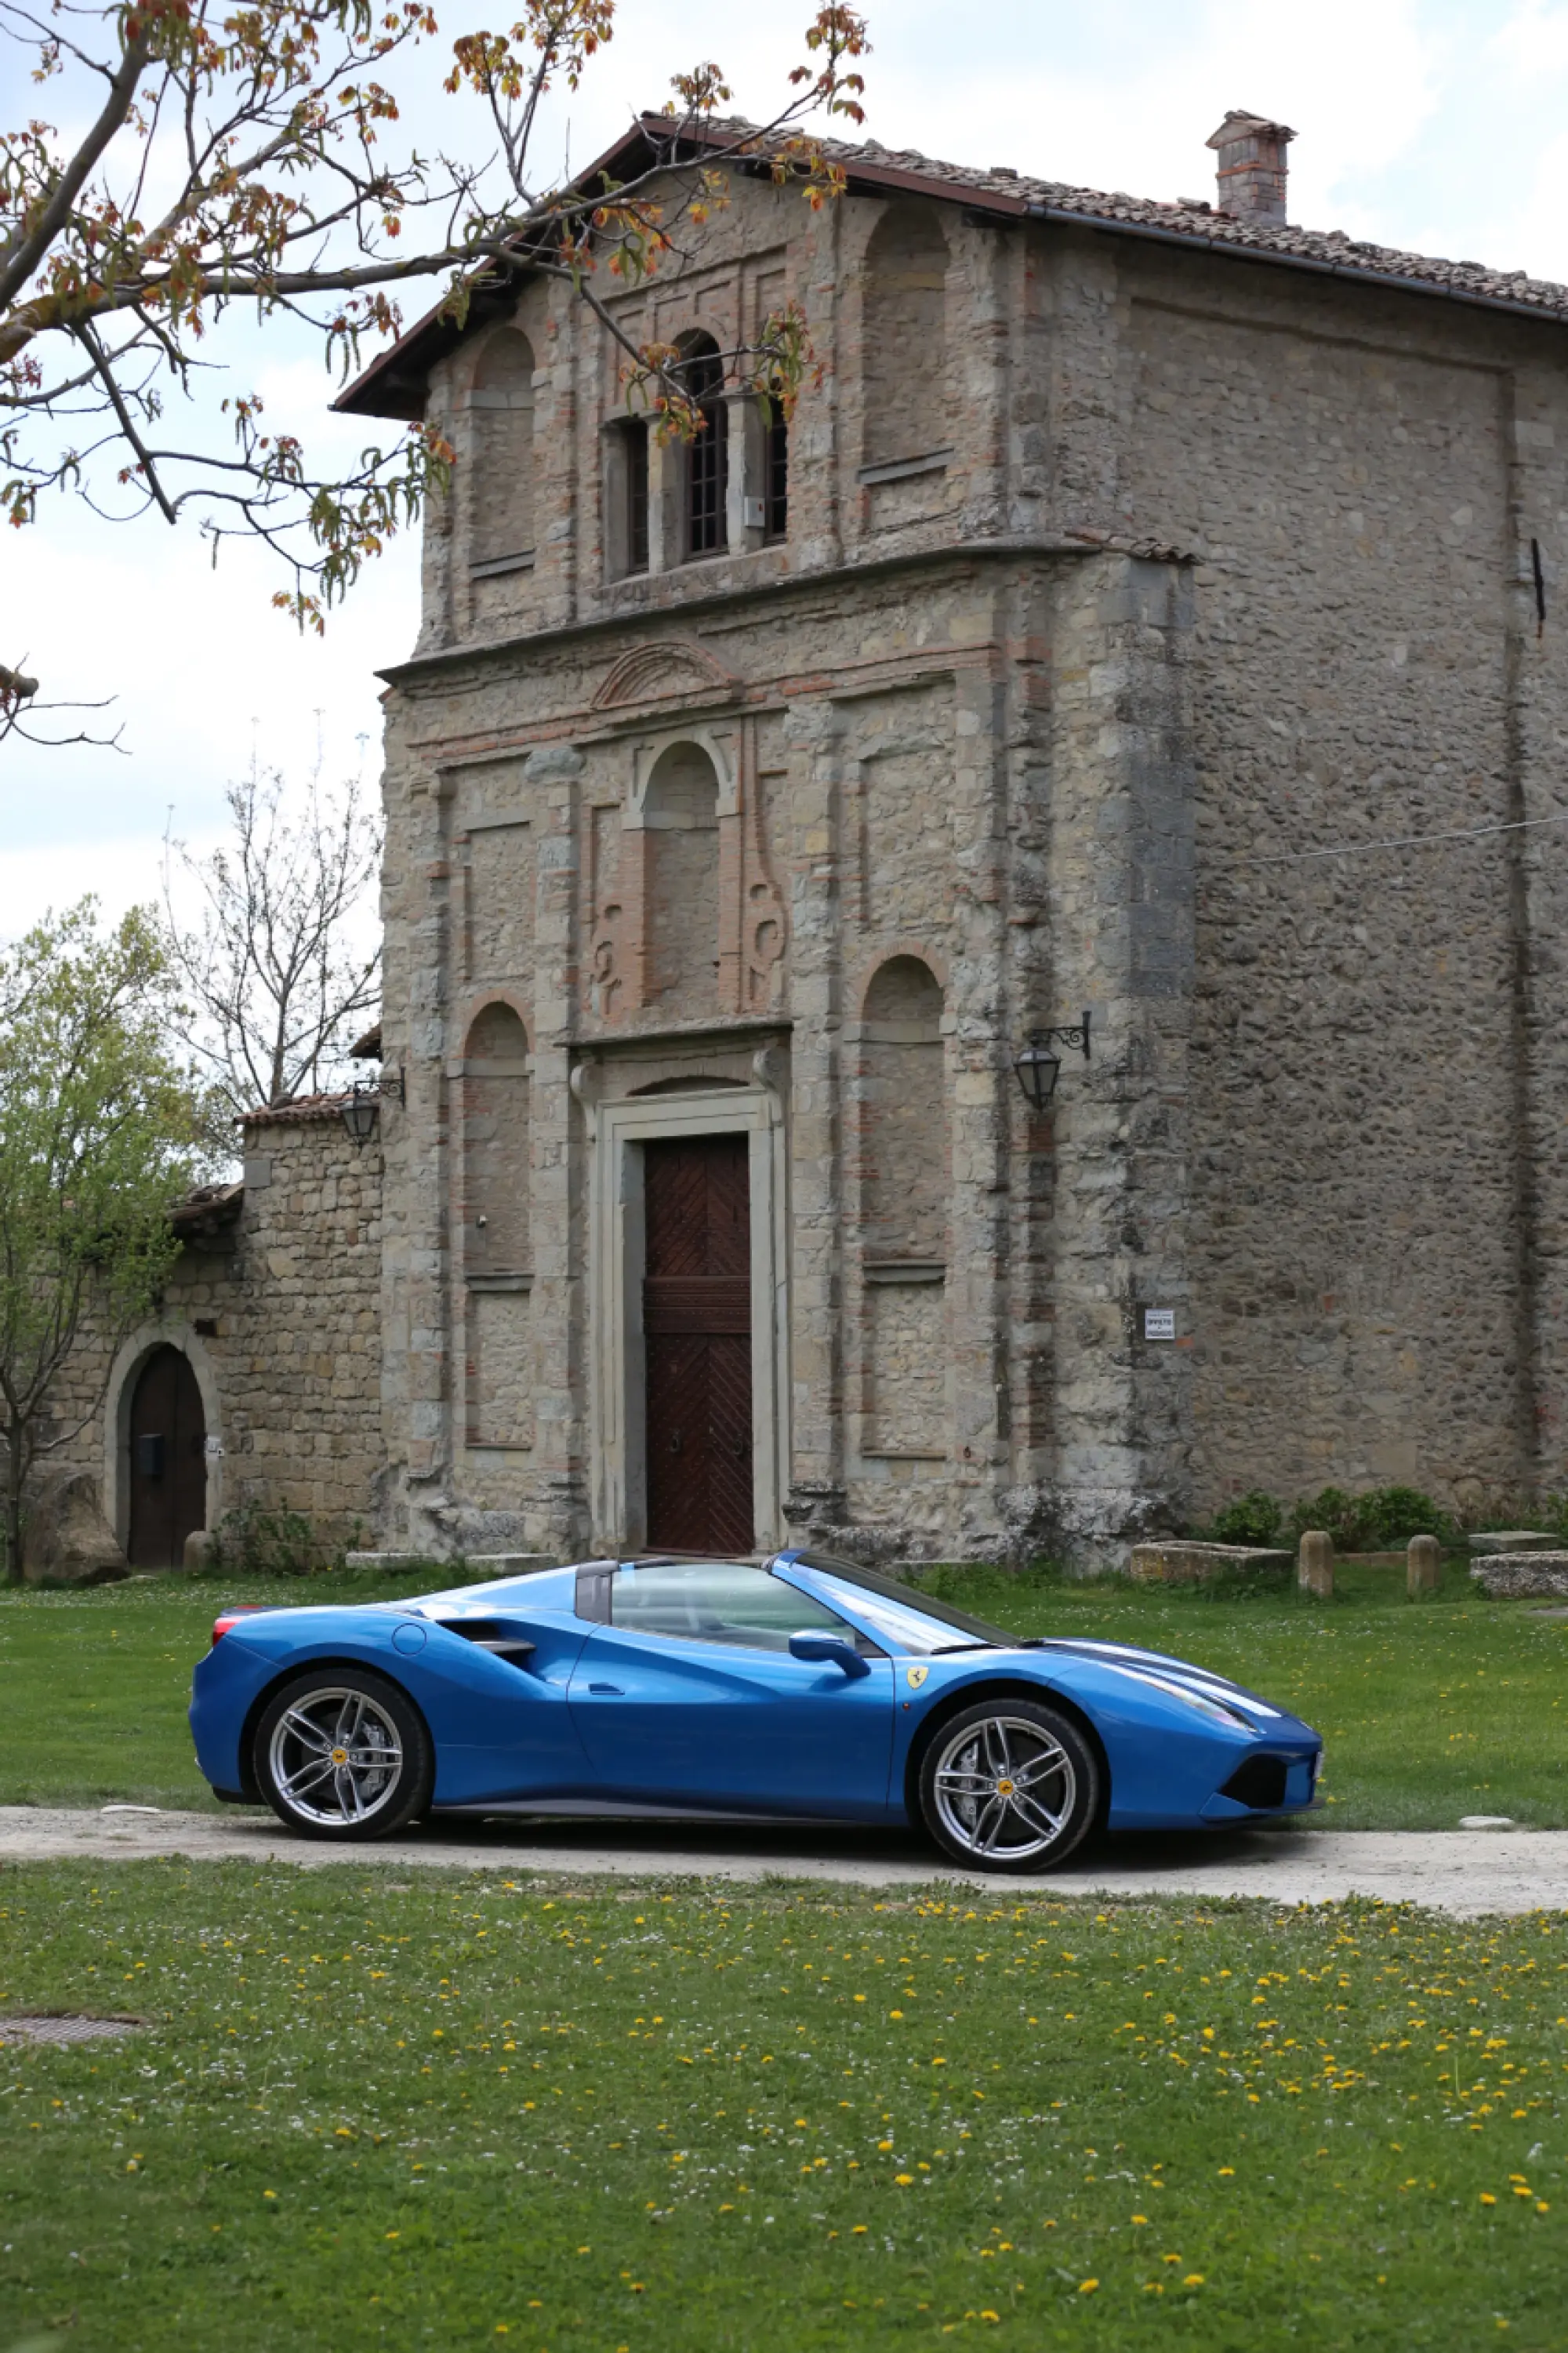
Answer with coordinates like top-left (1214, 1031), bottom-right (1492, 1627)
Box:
top-left (1142, 1308), bottom-right (1176, 1341)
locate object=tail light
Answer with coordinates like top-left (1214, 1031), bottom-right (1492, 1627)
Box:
top-left (210, 1605), bottom-right (271, 1648)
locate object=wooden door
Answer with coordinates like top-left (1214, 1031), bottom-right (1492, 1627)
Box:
top-left (643, 1135), bottom-right (754, 1552)
top-left (127, 1345), bottom-right (207, 1568)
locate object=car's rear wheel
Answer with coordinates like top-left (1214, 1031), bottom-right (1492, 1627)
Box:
top-left (917, 1698), bottom-right (1100, 1873)
top-left (253, 1670), bottom-right (432, 1842)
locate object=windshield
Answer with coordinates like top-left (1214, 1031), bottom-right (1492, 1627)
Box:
top-left (785, 1549), bottom-right (1019, 1654)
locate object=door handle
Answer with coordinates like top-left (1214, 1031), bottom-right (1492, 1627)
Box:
top-left (587, 1683), bottom-right (623, 1695)
top-left (670, 1431), bottom-right (682, 1454)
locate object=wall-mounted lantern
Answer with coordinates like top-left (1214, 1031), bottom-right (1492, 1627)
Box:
top-left (341, 1067), bottom-right (405, 1148)
top-left (1011, 1013), bottom-right (1092, 1110)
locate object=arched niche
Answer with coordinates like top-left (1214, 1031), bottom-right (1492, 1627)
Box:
top-left (643, 740), bottom-right (721, 1011)
top-left (862, 204), bottom-right (949, 470)
top-left (861, 955), bottom-right (948, 1263)
top-left (463, 1000), bottom-right (531, 1277)
top-left (470, 326), bottom-right (536, 571)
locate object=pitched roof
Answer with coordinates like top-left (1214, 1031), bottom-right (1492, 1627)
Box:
top-left (337, 111), bottom-right (1568, 419)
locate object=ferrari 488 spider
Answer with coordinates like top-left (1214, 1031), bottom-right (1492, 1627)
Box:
top-left (191, 1549), bottom-right (1323, 1872)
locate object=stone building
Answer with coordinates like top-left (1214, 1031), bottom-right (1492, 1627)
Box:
top-left (32, 105), bottom-right (1568, 1578)
top-left (27, 1100), bottom-right (383, 1578)
top-left (315, 104), bottom-right (1568, 1567)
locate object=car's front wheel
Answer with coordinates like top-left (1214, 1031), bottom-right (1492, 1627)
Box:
top-left (253, 1670), bottom-right (432, 1842)
top-left (917, 1698), bottom-right (1100, 1872)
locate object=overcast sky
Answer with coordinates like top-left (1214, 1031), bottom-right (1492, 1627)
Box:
top-left (9, 0), bottom-right (1568, 934)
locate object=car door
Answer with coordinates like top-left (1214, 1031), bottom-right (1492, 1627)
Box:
top-left (565, 1560), bottom-right (895, 1821)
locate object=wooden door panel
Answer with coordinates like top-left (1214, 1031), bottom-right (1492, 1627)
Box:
top-left (643, 1136), bottom-right (753, 1552)
top-left (127, 1345), bottom-right (207, 1569)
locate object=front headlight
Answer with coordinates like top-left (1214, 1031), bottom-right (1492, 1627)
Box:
top-left (1112, 1665), bottom-right (1258, 1732)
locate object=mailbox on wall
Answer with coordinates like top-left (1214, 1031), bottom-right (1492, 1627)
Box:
top-left (135, 1432), bottom-right (165, 1480)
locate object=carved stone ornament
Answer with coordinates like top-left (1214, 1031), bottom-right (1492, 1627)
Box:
top-left (592, 640), bottom-right (737, 712)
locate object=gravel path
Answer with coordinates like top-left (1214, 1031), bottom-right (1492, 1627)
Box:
top-left (3, 1807), bottom-right (1568, 1915)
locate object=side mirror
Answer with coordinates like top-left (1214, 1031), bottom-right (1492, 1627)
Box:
top-left (789, 1631), bottom-right (870, 1681)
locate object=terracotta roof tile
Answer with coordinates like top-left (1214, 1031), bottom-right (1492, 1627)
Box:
top-left (711, 115), bottom-right (1568, 323)
top-left (240, 1091), bottom-right (354, 1128)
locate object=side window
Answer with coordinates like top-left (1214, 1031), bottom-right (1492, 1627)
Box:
top-left (610, 1561), bottom-right (872, 1653)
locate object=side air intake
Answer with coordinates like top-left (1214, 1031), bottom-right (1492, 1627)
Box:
top-left (1219, 1754), bottom-right (1290, 1810)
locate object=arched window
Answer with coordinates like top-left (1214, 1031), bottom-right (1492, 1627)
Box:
top-left (463, 1000), bottom-right (530, 1277)
top-left (860, 956), bottom-right (949, 1457)
top-left (862, 205), bottom-right (949, 471)
top-left (470, 328), bottom-right (536, 574)
top-left (861, 957), bottom-right (947, 1262)
top-left (462, 1000), bottom-right (532, 1449)
top-left (676, 332), bottom-right (728, 559)
top-left (644, 742), bottom-right (720, 1011)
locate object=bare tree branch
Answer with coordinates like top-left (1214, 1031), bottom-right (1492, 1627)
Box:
top-left (2, 0), bottom-right (871, 643)
top-left (162, 753), bottom-right (382, 1121)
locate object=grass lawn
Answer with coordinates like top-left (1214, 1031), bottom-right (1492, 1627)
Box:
top-left (2, 1558), bottom-right (1565, 1829)
top-left (2, 1866), bottom-right (1566, 2349)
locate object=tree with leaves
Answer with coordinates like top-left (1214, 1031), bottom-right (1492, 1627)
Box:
top-left (162, 753), bottom-right (382, 1118)
top-left (0, 900), bottom-right (198, 1582)
top-left (2, 0), bottom-right (869, 704)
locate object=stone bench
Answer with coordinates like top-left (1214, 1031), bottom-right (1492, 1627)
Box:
top-left (1470, 1554), bottom-right (1568, 1599)
top-left (1130, 1541), bottom-right (1293, 1587)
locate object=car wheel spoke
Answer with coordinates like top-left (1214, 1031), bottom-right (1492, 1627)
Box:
top-left (971, 1796), bottom-right (1008, 1853)
top-left (1011, 1790), bottom-right (1065, 1839)
top-left (279, 1756), bottom-right (336, 1800)
top-left (1014, 1745), bottom-right (1067, 1790)
top-left (281, 1707), bottom-right (333, 1754)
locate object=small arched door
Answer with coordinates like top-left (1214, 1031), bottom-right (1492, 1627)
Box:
top-left (127, 1345), bottom-right (207, 1568)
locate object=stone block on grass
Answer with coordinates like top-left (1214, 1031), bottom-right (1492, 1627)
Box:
top-left (1129, 1541), bottom-right (1292, 1587)
top-left (1468, 1531), bottom-right (1560, 1555)
top-left (1469, 1554), bottom-right (1568, 1599)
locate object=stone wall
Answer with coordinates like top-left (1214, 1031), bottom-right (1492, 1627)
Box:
top-left (25, 1103), bottom-right (383, 1576)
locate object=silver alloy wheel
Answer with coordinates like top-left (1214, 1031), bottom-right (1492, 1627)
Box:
top-left (930, 1712), bottom-right (1077, 1862)
top-left (267, 1687), bottom-right (405, 1828)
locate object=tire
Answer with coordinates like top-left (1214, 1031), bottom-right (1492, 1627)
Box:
top-left (916, 1698), bottom-right (1101, 1874)
top-left (252, 1669), bottom-right (433, 1843)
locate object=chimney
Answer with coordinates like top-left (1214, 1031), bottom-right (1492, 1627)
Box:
top-left (1206, 111), bottom-right (1295, 223)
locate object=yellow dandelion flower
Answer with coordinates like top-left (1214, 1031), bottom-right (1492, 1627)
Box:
top-left (1078, 2279), bottom-right (1099, 2295)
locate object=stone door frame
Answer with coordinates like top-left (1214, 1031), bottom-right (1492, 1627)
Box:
top-left (586, 1083), bottom-right (789, 1553)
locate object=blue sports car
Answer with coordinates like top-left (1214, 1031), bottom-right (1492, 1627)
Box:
top-left (191, 1549), bottom-right (1323, 1872)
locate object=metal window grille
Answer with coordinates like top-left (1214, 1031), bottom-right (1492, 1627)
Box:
top-left (688, 401), bottom-right (727, 556)
top-left (764, 409), bottom-right (789, 540)
top-left (626, 423), bottom-right (648, 573)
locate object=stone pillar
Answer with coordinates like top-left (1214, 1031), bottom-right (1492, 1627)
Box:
top-left (1045, 550), bottom-right (1196, 1556)
top-left (1298, 1527), bottom-right (1334, 1599)
top-left (528, 743), bottom-right (589, 1558)
top-left (1407, 1533), bottom-right (1441, 1597)
top-left (781, 697), bottom-right (846, 1534)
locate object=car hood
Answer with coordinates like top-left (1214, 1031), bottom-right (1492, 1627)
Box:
top-left (1024, 1636), bottom-right (1316, 1738)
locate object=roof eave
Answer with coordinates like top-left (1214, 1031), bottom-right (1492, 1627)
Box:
top-left (335, 110), bottom-right (1568, 420)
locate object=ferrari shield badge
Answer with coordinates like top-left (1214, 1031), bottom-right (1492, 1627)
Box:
top-left (906, 1665), bottom-right (929, 1690)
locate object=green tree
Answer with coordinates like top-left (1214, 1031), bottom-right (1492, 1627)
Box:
top-left (0, 901), bottom-right (198, 1582)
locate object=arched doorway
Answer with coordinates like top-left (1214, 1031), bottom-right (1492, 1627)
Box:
top-left (126, 1345), bottom-right (207, 1567)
